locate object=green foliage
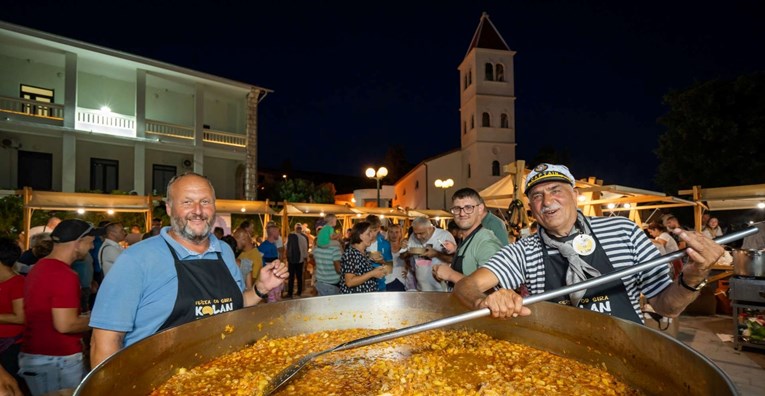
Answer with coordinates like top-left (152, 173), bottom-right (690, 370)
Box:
top-left (656, 72), bottom-right (765, 194)
top-left (276, 178), bottom-right (335, 204)
top-left (0, 195), bottom-right (23, 238)
top-left (383, 144), bottom-right (412, 183)
top-left (0, 191), bottom-right (167, 239)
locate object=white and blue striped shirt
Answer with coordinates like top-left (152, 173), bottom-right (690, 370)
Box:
top-left (483, 216), bottom-right (672, 322)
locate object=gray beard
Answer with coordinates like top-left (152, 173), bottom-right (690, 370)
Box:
top-left (171, 217), bottom-right (212, 244)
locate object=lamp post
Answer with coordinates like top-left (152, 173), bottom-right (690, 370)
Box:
top-left (434, 178), bottom-right (454, 210)
top-left (365, 167), bottom-right (388, 207)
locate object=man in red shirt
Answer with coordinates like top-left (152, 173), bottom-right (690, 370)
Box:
top-left (19, 219), bottom-right (103, 395)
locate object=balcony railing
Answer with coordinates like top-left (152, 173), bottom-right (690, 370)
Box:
top-left (0, 96), bottom-right (64, 120)
top-left (147, 120), bottom-right (246, 147)
top-left (75, 108), bottom-right (136, 138)
top-left (146, 120), bottom-right (194, 140)
top-left (203, 129), bottom-right (246, 147)
top-left (2, 99), bottom-right (246, 147)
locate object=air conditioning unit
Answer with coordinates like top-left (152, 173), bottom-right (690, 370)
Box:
top-left (182, 159), bottom-right (193, 169)
top-left (0, 137), bottom-right (21, 149)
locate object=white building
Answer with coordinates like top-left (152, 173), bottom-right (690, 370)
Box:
top-left (394, 13), bottom-right (517, 211)
top-left (0, 21), bottom-right (270, 199)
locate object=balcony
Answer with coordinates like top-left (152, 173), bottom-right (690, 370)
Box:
top-left (0, 96), bottom-right (64, 123)
top-left (1, 95), bottom-right (246, 147)
top-left (146, 120), bottom-right (246, 147)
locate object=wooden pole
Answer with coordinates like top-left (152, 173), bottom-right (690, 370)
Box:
top-left (263, 199), bottom-right (271, 239)
top-left (693, 185), bottom-right (703, 232)
top-left (145, 194), bottom-right (153, 233)
top-left (22, 187), bottom-right (32, 250)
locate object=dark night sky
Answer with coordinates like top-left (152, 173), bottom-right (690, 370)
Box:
top-left (3, 1), bottom-right (764, 190)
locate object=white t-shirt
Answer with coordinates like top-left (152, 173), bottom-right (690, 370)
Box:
top-left (407, 228), bottom-right (455, 292)
top-left (657, 232), bottom-right (679, 253)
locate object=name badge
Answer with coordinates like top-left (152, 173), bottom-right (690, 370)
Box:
top-left (572, 234), bottom-right (596, 256)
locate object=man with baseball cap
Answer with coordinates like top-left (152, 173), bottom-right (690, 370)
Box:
top-left (20, 219), bottom-right (103, 395)
top-left (455, 163), bottom-right (724, 324)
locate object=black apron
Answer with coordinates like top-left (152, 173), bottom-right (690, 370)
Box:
top-left (159, 240), bottom-right (244, 331)
top-left (448, 225), bottom-right (484, 289)
top-left (540, 218), bottom-right (641, 324)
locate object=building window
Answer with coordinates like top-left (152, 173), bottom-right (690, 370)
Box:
top-left (18, 151), bottom-right (52, 190)
top-left (492, 160), bottom-right (500, 176)
top-left (468, 163), bottom-right (471, 178)
top-left (152, 164), bottom-right (177, 196)
top-left (485, 63), bottom-right (494, 81)
top-left (462, 121), bottom-right (466, 135)
top-left (482, 112), bottom-right (491, 127)
top-left (496, 64), bottom-right (505, 82)
top-left (91, 158), bottom-right (119, 193)
top-left (468, 69), bottom-right (472, 85)
top-left (501, 113), bottom-right (509, 128)
top-left (463, 73), bottom-right (468, 90)
top-left (415, 181), bottom-right (419, 190)
top-left (403, 188), bottom-right (406, 196)
top-left (20, 84), bottom-right (54, 117)
top-left (470, 115), bottom-right (475, 129)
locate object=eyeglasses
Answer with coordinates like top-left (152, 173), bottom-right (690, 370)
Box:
top-left (450, 204), bottom-right (480, 215)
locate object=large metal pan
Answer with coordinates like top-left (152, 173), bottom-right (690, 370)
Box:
top-left (732, 248), bottom-right (765, 277)
top-left (75, 293), bottom-right (737, 395)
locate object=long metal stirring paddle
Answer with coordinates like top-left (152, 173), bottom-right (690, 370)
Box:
top-left (260, 227), bottom-right (758, 395)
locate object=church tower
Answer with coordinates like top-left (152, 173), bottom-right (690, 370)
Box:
top-left (458, 13), bottom-right (516, 190)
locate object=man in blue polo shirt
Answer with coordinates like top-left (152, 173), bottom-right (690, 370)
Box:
top-left (89, 173), bottom-right (289, 368)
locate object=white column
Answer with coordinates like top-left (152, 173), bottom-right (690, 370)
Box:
top-left (63, 52), bottom-right (77, 129)
top-left (193, 149), bottom-right (204, 175)
top-left (193, 85), bottom-right (204, 174)
top-left (62, 133), bottom-right (76, 192)
top-left (136, 70), bottom-right (146, 138)
top-left (134, 142), bottom-right (145, 195)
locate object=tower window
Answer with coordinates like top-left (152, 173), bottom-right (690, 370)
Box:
top-left (468, 69), bottom-right (472, 85)
top-left (468, 163), bottom-right (472, 178)
top-left (501, 113), bottom-right (509, 128)
top-left (415, 181), bottom-right (419, 190)
top-left (470, 115), bottom-right (475, 130)
top-left (485, 63), bottom-right (494, 81)
top-left (462, 121), bottom-right (466, 135)
top-left (463, 73), bottom-right (468, 90)
top-left (496, 64), bottom-right (505, 82)
top-left (492, 160), bottom-right (500, 176)
top-left (482, 112), bottom-right (490, 127)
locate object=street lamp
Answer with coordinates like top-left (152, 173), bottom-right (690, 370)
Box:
top-left (365, 166), bottom-right (388, 207)
top-left (434, 178), bottom-right (454, 210)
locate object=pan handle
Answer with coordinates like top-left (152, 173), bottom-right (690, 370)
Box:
top-left (524, 226), bottom-right (759, 305)
top-left (334, 227), bottom-right (759, 353)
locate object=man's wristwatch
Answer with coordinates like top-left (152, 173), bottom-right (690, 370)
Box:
top-left (679, 272), bottom-right (708, 292)
top-left (254, 285), bottom-right (269, 299)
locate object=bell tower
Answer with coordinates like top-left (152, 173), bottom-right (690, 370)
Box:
top-left (458, 12), bottom-right (517, 190)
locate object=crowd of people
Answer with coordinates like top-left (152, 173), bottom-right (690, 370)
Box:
top-left (0, 164), bottom-right (743, 395)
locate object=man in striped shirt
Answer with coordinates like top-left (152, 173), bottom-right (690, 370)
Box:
top-left (454, 163), bottom-right (724, 324)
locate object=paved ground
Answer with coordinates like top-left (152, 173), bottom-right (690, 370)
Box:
top-left (677, 314), bottom-right (765, 395)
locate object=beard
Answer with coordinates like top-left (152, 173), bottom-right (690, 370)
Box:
top-left (171, 213), bottom-right (214, 244)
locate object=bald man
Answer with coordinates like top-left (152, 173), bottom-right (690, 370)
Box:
top-left (90, 172), bottom-right (289, 367)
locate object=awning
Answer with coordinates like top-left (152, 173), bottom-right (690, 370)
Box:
top-left (278, 203), bottom-right (358, 217)
top-left (214, 199), bottom-right (276, 215)
top-left (407, 209), bottom-right (453, 219)
top-left (24, 190), bottom-right (152, 212)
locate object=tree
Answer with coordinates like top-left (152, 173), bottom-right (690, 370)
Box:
top-left (276, 178), bottom-right (335, 203)
top-left (655, 72), bottom-right (765, 194)
top-left (382, 144), bottom-right (412, 183)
